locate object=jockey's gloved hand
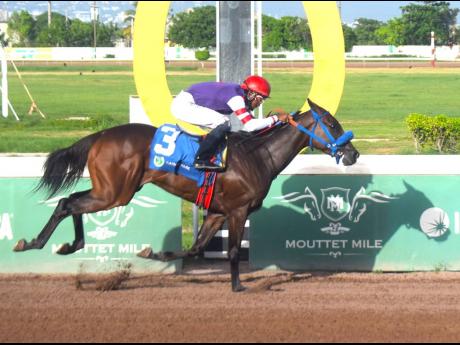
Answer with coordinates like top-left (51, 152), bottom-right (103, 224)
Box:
top-left (277, 113), bottom-right (290, 123)
top-left (267, 108), bottom-right (289, 122)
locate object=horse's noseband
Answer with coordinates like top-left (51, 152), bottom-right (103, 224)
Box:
top-left (288, 110), bottom-right (354, 164)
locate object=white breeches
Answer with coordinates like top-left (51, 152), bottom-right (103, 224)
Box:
top-left (171, 91), bottom-right (229, 130)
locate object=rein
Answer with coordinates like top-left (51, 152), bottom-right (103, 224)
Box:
top-left (288, 110), bottom-right (354, 164)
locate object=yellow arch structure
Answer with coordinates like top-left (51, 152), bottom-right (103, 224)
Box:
top-left (133, 2), bottom-right (173, 128)
top-left (133, 1), bottom-right (345, 131)
top-left (301, 2), bottom-right (345, 115)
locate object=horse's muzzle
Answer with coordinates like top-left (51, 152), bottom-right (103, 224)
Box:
top-left (342, 149), bottom-right (360, 166)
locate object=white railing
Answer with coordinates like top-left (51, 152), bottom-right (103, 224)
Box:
top-left (3, 46), bottom-right (460, 62)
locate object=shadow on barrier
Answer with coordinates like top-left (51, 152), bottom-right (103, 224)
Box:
top-left (250, 172), bottom-right (449, 272)
top-left (0, 179), bottom-right (184, 274)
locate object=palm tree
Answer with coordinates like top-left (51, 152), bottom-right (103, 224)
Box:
top-left (0, 32), bottom-right (9, 47)
top-left (122, 1), bottom-right (138, 47)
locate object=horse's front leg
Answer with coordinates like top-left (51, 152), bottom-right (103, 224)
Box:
top-left (138, 212), bottom-right (226, 261)
top-left (227, 207), bottom-right (249, 292)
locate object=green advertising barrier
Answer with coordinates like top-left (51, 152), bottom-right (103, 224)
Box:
top-left (250, 156), bottom-right (460, 271)
top-left (0, 177), bottom-right (182, 274)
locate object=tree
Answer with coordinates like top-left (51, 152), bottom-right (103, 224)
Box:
top-left (120, 1), bottom-right (139, 47)
top-left (353, 18), bottom-right (385, 45)
top-left (123, 1), bottom-right (138, 21)
top-left (342, 24), bottom-right (357, 52)
top-left (376, 18), bottom-right (405, 46)
top-left (96, 22), bottom-right (120, 47)
top-left (68, 19), bottom-right (93, 47)
top-left (195, 49), bottom-right (210, 69)
top-left (35, 12), bottom-right (70, 47)
top-left (0, 32), bottom-right (9, 47)
top-left (263, 15), bottom-right (311, 51)
top-left (168, 6), bottom-right (216, 48)
top-left (278, 16), bottom-right (311, 51)
top-left (373, 2), bottom-right (458, 46)
top-left (8, 9), bottom-right (120, 47)
top-left (8, 11), bottom-right (36, 46)
top-left (262, 15), bottom-right (283, 51)
top-left (398, 1), bottom-right (458, 45)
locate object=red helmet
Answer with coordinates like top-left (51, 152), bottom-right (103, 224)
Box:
top-left (241, 75), bottom-right (271, 98)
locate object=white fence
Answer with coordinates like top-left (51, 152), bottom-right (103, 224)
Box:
top-left (350, 45), bottom-right (460, 61)
top-left (4, 47), bottom-right (133, 61)
top-left (3, 45), bottom-right (460, 62)
top-left (3, 47), bottom-right (206, 61)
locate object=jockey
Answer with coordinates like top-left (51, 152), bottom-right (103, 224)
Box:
top-left (171, 75), bottom-right (289, 171)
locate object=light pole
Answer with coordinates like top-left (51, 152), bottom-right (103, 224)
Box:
top-left (130, 15), bottom-right (134, 47)
top-left (450, 25), bottom-right (456, 47)
top-left (337, 1), bottom-right (342, 21)
top-left (91, 1), bottom-right (98, 59)
top-left (48, 1), bottom-right (51, 27)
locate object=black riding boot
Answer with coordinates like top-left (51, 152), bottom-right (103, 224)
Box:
top-left (194, 122), bottom-right (230, 171)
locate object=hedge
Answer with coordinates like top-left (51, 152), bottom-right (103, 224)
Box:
top-left (195, 50), bottom-right (210, 61)
top-left (406, 113), bottom-right (460, 153)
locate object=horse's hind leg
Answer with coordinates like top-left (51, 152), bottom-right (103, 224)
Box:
top-left (55, 214), bottom-right (85, 255)
top-left (54, 187), bottom-right (139, 255)
top-left (187, 213), bottom-right (226, 256)
top-left (13, 190), bottom-right (89, 253)
top-left (14, 196), bottom-right (73, 252)
top-left (138, 212), bottom-right (226, 261)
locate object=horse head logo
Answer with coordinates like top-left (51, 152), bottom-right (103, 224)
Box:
top-left (349, 187), bottom-right (398, 223)
top-left (86, 207), bottom-right (135, 229)
top-left (273, 187), bottom-right (321, 221)
top-left (83, 196), bottom-right (167, 241)
top-left (275, 186), bottom-right (400, 226)
top-left (303, 187), bottom-right (321, 221)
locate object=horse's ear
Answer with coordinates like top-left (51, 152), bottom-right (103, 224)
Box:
top-left (307, 98), bottom-right (326, 113)
top-left (307, 98), bottom-right (318, 110)
top-left (403, 180), bottom-right (415, 192)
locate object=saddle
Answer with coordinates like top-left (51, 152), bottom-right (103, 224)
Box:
top-left (149, 124), bottom-right (227, 209)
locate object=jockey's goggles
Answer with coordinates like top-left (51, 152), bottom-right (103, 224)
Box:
top-left (247, 91), bottom-right (268, 103)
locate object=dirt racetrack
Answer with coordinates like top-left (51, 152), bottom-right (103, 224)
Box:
top-left (2, 258), bottom-right (460, 343)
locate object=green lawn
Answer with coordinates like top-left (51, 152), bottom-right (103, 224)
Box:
top-left (1, 67), bottom-right (459, 154)
top-left (262, 71), bottom-right (460, 154)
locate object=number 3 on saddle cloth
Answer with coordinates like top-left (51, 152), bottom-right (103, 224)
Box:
top-left (149, 124), bottom-right (226, 209)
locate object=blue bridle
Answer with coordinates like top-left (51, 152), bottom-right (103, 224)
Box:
top-left (289, 109), bottom-right (354, 164)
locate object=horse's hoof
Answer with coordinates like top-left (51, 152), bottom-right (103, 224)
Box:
top-left (13, 239), bottom-right (27, 252)
top-left (158, 251), bottom-right (177, 262)
top-left (137, 247), bottom-right (153, 259)
top-left (152, 252), bottom-right (165, 261)
top-left (232, 285), bottom-right (247, 293)
top-left (56, 243), bottom-right (71, 255)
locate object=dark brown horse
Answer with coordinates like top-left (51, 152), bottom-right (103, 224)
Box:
top-left (13, 99), bottom-right (359, 292)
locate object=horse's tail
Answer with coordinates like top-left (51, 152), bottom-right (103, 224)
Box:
top-left (35, 132), bottom-right (103, 198)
